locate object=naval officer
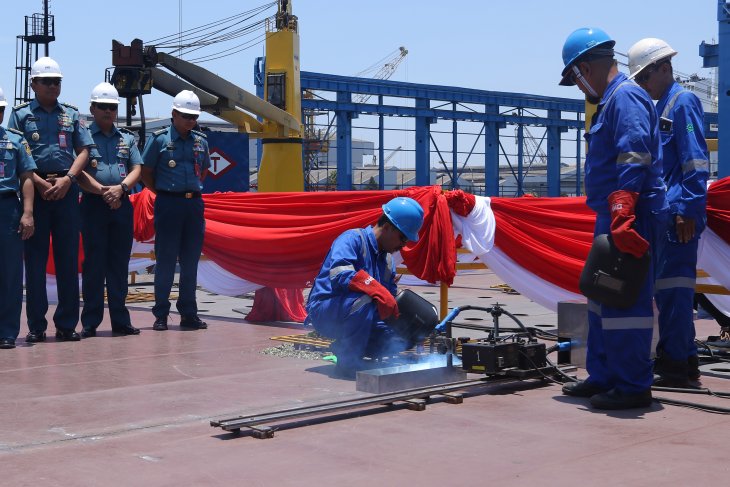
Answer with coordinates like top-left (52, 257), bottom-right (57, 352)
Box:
top-left (77, 82), bottom-right (142, 338)
top-left (141, 90), bottom-right (210, 331)
top-left (0, 86), bottom-right (36, 349)
top-left (8, 57), bottom-right (93, 343)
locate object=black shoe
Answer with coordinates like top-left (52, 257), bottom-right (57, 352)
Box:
top-left (55, 329), bottom-right (81, 342)
top-left (562, 380), bottom-right (609, 398)
top-left (0, 338), bottom-right (16, 349)
top-left (180, 316), bottom-right (207, 330)
top-left (688, 355), bottom-right (701, 381)
top-left (81, 328), bottom-right (97, 338)
top-left (590, 388), bottom-right (653, 410)
top-left (653, 354), bottom-right (691, 388)
top-left (25, 331), bottom-right (46, 343)
top-left (112, 325), bottom-right (140, 336)
top-left (152, 317), bottom-right (168, 331)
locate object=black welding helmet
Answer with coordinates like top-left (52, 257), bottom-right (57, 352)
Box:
top-left (385, 289), bottom-right (439, 348)
top-left (579, 233), bottom-right (650, 309)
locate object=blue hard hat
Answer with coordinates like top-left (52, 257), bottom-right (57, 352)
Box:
top-left (382, 197), bottom-right (424, 242)
top-left (559, 27), bottom-right (615, 86)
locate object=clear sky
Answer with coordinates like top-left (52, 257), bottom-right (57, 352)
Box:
top-left (0, 0), bottom-right (719, 120)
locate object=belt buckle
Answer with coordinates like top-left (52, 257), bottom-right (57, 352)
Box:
top-left (46, 173), bottom-right (59, 179)
top-left (185, 192), bottom-right (192, 199)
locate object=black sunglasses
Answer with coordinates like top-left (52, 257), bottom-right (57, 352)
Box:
top-left (634, 68), bottom-right (655, 84)
top-left (95, 103), bottom-right (118, 111)
top-left (37, 78), bottom-right (62, 86)
top-left (180, 112), bottom-right (199, 121)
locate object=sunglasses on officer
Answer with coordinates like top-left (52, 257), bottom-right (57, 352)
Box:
top-left (35, 77), bottom-right (62, 87)
top-left (179, 112), bottom-right (199, 121)
top-left (93, 103), bottom-right (118, 111)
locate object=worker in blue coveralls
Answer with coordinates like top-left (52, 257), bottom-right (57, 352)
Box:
top-left (628, 38), bottom-right (710, 387)
top-left (558, 28), bottom-right (667, 409)
top-left (0, 86), bottom-right (36, 349)
top-left (305, 197), bottom-right (424, 379)
top-left (141, 90), bottom-right (210, 332)
top-left (76, 83), bottom-right (142, 338)
top-left (8, 57), bottom-right (93, 343)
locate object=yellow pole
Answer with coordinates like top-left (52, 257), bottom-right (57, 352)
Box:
top-left (440, 281), bottom-right (449, 320)
top-left (258, 4), bottom-right (304, 192)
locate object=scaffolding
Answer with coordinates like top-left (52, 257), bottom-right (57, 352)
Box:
top-left (14, 0), bottom-right (55, 105)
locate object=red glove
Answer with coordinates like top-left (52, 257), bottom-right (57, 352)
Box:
top-left (607, 190), bottom-right (649, 258)
top-left (348, 269), bottom-right (399, 320)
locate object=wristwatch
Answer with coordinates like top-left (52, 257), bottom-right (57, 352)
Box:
top-left (121, 182), bottom-right (130, 195)
top-left (67, 172), bottom-right (77, 183)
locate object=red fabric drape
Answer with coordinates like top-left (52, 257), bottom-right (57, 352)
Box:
top-left (129, 186), bottom-right (466, 288)
top-left (490, 196), bottom-right (595, 294)
top-left (244, 287), bottom-right (307, 323)
top-left (707, 177), bottom-right (730, 245)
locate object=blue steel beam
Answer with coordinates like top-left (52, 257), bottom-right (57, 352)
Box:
top-left (301, 71), bottom-right (584, 113)
top-left (415, 98), bottom-right (433, 186)
top-left (547, 109), bottom-right (563, 196)
top-left (718, 0), bottom-right (730, 177)
top-left (336, 91), bottom-right (353, 190)
top-left (301, 99), bottom-right (583, 129)
top-left (484, 104), bottom-right (502, 196)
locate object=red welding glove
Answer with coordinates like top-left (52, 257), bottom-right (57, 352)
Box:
top-left (607, 190), bottom-right (649, 258)
top-left (348, 269), bottom-right (400, 320)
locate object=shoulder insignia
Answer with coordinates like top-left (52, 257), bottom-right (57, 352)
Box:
top-left (152, 128), bottom-right (168, 136)
top-left (22, 139), bottom-right (32, 155)
top-left (119, 127), bottom-right (135, 135)
top-left (60, 102), bottom-right (79, 111)
top-left (191, 129), bottom-right (207, 139)
top-left (7, 127), bottom-right (24, 136)
top-left (13, 101), bottom-right (30, 109)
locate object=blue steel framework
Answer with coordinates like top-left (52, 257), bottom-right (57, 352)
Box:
top-left (701, 0), bottom-right (728, 179)
top-left (299, 71), bottom-right (584, 197)
top-left (255, 58), bottom-right (723, 194)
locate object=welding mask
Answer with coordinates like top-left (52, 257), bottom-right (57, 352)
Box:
top-left (579, 233), bottom-right (650, 309)
top-left (385, 289), bottom-right (439, 348)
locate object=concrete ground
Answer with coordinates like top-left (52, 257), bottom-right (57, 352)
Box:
top-left (1, 270), bottom-right (729, 486)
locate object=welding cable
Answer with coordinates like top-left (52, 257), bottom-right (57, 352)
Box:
top-left (517, 349), bottom-right (563, 385)
top-left (652, 396), bottom-right (730, 414)
top-left (651, 385), bottom-right (730, 399)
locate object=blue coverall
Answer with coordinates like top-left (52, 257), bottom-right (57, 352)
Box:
top-left (80, 123), bottom-right (142, 331)
top-left (141, 126), bottom-right (210, 320)
top-left (0, 128), bottom-right (36, 341)
top-left (653, 81), bottom-right (709, 362)
top-left (583, 73), bottom-right (668, 394)
top-left (8, 100), bottom-right (93, 332)
top-left (306, 226), bottom-right (402, 370)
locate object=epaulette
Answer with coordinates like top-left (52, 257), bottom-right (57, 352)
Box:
top-left (13, 101), bottom-right (30, 109)
top-left (152, 128), bottom-right (168, 136)
top-left (118, 127), bottom-right (136, 136)
top-left (191, 129), bottom-right (207, 139)
top-left (60, 102), bottom-right (78, 111)
top-left (6, 127), bottom-right (24, 136)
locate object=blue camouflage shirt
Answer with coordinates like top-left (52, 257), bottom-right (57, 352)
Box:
top-left (86, 122), bottom-right (142, 187)
top-left (0, 127), bottom-right (37, 192)
top-left (141, 125), bottom-right (210, 192)
top-left (7, 98), bottom-right (93, 173)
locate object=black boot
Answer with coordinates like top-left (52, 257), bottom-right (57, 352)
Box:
top-left (590, 388), bottom-right (653, 409)
top-left (654, 353), bottom-right (690, 388)
top-left (687, 355), bottom-right (700, 381)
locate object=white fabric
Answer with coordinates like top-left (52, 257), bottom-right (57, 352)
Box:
top-left (697, 229), bottom-right (730, 316)
top-left (451, 195), bottom-right (496, 255)
top-left (479, 247), bottom-right (584, 311)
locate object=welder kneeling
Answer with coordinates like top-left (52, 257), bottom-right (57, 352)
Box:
top-left (305, 197), bottom-right (425, 379)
